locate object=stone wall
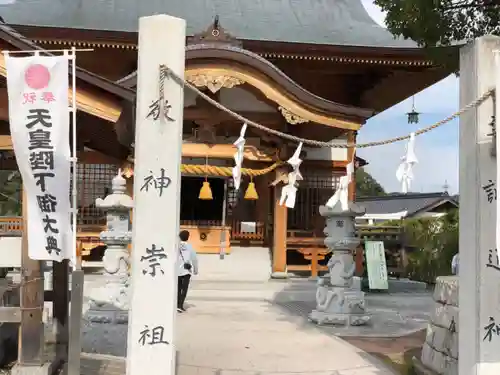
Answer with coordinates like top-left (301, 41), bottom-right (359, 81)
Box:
top-left (420, 276), bottom-right (458, 375)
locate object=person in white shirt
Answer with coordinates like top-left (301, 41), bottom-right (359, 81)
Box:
top-left (177, 230), bottom-right (198, 313)
top-left (451, 253), bottom-right (459, 275)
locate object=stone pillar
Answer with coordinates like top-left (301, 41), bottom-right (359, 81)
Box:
top-left (126, 15), bottom-right (186, 375)
top-left (309, 202), bottom-right (369, 326)
top-left (458, 35), bottom-right (500, 375)
top-left (86, 171), bottom-right (133, 323)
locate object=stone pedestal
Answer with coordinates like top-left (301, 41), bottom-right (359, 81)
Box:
top-left (415, 277), bottom-right (458, 375)
top-left (86, 171), bottom-right (133, 324)
top-left (309, 203), bottom-right (370, 326)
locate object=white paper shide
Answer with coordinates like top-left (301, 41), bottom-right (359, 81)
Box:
top-left (232, 123), bottom-right (247, 190)
top-left (326, 151), bottom-right (355, 211)
top-left (280, 142), bottom-right (303, 208)
top-left (396, 133), bottom-right (418, 194)
top-left (5, 53), bottom-right (71, 261)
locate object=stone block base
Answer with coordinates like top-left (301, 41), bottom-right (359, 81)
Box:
top-left (308, 310), bottom-right (370, 326)
top-left (412, 356), bottom-right (439, 375)
top-left (421, 342), bottom-right (457, 375)
top-left (433, 277), bottom-right (458, 307)
top-left (11, 362), bottom-right (55, 375)
top-left (351, 276), bottom-right (361, 291)
top-left (271, 271), bottom-right (288, 279)
top-left (420, 276), bottom-right (458, 375)
top-left (85, 308), bottom-right (129, 324)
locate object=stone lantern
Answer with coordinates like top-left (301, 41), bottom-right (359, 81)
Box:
top-left (309, 202), bottom-right (370, 326)
top-left (86, 170), bottom-right (133, 323)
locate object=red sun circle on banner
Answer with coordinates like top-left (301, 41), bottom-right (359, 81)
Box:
top-left (24, 64), bottom-right (50, 90)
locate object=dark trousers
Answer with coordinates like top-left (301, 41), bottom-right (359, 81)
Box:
top-left (177, 274), bottom-right (191, 309)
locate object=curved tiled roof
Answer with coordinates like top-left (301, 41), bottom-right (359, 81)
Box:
top-left (0, 21), bottom-right (135, 101)
top-left (0, 0), bottom-right (417, 48)
top-left (356, 192), bottom-right (458, 217)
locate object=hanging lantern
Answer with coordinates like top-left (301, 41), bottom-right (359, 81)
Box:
top-left (407, 96), bottom-right (420, 124)
top-left (199, 178), bottom-right (213, 200)
top-left (244, 177), bottom-right (259, 200)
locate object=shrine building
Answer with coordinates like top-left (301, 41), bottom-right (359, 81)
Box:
top-left (0, 0), bottom-right (454, 275)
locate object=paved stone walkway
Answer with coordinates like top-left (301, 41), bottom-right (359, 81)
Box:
top-left (27, 242), bottom-right (434, 375)
top-left (82, 277), bottom-right (433, 338)
top-left (273, 290), bottom-right (433, 337)
top-left (80, 299), bottom-right (399, 375)
top-left (73, 276), bottom-right (436, 375)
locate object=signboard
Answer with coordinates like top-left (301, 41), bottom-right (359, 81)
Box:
top-left (5, 53), bottom-right (71, 261)
top-left (240, 221), bottom-right (256, 233)
top-left (364, 241), bottom-right (389, 290)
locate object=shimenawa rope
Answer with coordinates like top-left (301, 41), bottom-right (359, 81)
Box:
top-left (158, 64), bottom-right (495, 149)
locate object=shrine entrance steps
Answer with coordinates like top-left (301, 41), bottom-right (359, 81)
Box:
top-left (195, 246), bottom-right (271, 282)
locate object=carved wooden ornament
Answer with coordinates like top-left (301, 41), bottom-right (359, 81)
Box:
top-left (278, 106), bottom-right (309, 125)
top-left (187, 74), bottom-right (244, 94)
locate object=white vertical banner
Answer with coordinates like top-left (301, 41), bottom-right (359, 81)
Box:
top-left (5, 53), bottom-right (72, 262)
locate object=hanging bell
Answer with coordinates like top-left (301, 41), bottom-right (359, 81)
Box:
top-left (199, 179), bottom-right (213, 200)
top-left (244, 180), bottom-right (259, 200)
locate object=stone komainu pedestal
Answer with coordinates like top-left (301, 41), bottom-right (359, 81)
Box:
top-left (309, 203), bottom-right (370, 326)
top-left (86, 171), bottom-right (133, 324)
top-left (413, 276), bottom-right (458, 375)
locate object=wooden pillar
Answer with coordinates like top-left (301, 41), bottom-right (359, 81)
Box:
top-left (348, 131), bottom-right (356, 202)
top-left (271, 168), bottom-right (288, 276)
top-left (126, 176), bottom-right (134, 222)
top-left (124, 174), bottom-right (134, 253)
top-left (349, 131), bottom-right (364, 275)
top-left (256, 173), bottom-right (270, 241)
top-left (52, 259), bottom-right (69, 366)
top-left (17, 189), bottom-right (44, 366)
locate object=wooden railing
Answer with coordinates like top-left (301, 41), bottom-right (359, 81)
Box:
top-left (0, 216), bottom-right (105, 257)
top-left (0, 216), bottom-right (267, 251)
top-left (285, 225), bottom-right (406, 279)
top-left (287, 248), bottom-right (329, 278)
top-left (0, 217), bottom-right (22, 233)
top-left (180, 220), bottom-right (223, 227)
top-left (231, 221), bottom-right (265, 241)
top-left (180, 219), bottom-right (265, 243)
top-left (286, 229), bottom-right (326, 277)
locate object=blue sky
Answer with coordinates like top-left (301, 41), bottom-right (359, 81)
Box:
top-left (359, 1), bottom-right (459, 194)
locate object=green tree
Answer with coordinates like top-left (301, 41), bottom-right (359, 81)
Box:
top-left (404, 208), bottom-right (459, 283)
top-left (0, 170), bottom-right (21, 216)
top-left (355, 167), bottom-right (386, 197)
top-left (374, 0), bottom-right (500, 47)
